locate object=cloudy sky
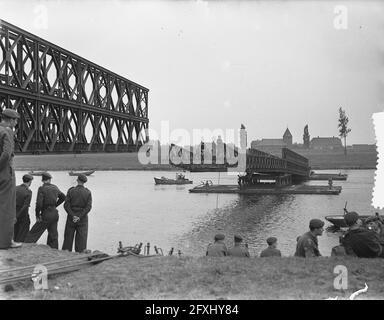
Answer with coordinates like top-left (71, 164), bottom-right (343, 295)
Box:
top-left (1, 0), bottom-right (383, 145)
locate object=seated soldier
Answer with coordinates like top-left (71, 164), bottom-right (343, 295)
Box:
top-left (260, 237), bottom-right (282, 257)
top-left (228, 235), bottom-right (250, 257)
top-left (342, 212), bottom-right (384, 258)
top-left (206, 234), bottom-right (228, 257)
top-left (331, 236), bottom-right (348, 257)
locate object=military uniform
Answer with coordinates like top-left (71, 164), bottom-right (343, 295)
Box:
top-left (0, 122), bottom-right (17, 249)
top-left (294, 231), bottom-right (321, 257)
top-left (228, 245), bottom-right (250, 257)
top-left (342, 228), bottom-right (383, 258)
top-left (260, 247), bottom-right (282, 257)
top-left (62, 184), bottom-right (92, 252)
top-left (25, 181), bottom-right (66, 249)
top-left (14, 184), bottom-right (32, 242)
top-left (206, 242), bottom-right (228, 257)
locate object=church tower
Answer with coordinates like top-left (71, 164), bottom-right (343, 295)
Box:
top-left (283, 128), bottom-right (292, 147)
top-left (303, 125), bottom-right (310, 149)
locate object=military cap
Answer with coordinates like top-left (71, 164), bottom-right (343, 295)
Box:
top-left (234, 235), bottom-right (243, 242)
top-left (344, 211), bottom-right (359, 226)
top-left (266, 237), bottom-right (277, 245)
top-left (309, 219), bottom-right (325, 229)
top-left (41, 172), bottom-right (52, 180)
top-left (214, 234), bottom-right (225, 241)
top-left (1, 108), bottom-right (20, 119)
top-left (22, 174), bottom-right (34, 182)
top-left (77, 174), bottom-right (87, 183)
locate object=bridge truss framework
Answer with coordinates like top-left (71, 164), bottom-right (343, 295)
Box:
top-left (0, 20), bottom-right (149, 153)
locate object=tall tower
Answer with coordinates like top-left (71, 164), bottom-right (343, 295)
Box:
top-left (303, 125), bottom-right (310, 149)
top-left (283, 128), bottom-right (292, 147)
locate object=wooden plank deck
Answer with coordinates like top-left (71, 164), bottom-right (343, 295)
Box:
top-left (189, 184), bottom-right (342, 195)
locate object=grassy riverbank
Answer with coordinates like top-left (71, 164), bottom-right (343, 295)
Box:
top-left (1, 244), bottom-right (384, 300)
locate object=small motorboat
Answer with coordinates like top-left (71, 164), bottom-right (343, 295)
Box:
top-left (28, 171), bottom-right (46, 176)
top-left (68, 170), bottom-right (95, 176)
top-left (154, 173), bottom-right (193, 185)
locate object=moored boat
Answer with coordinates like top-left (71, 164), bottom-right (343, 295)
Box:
top-left (28, 171), bottom-right (46, 176)
top-left (154, 173), bottom-right (193, 185)
top-left (68, 170), bottom-right (95, 176)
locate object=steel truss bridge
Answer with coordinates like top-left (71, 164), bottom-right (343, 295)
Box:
top-left (0, 20), bottom-right (149, 153)
top-left (170, 144), bottom-right (310, 178)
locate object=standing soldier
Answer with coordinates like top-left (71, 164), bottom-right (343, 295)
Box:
top-left (0, 108), bottom-right (21, 249)
top-left (14, 174), bottom-right (34, 242)
top-left (62, 174), bottom-right (92, 252)
top-left (228, 235), bottom-right (250, 257)
top-left (294, 219), bottom-right (325, 258)
top-left (25, 172), bottom-right (66, 249)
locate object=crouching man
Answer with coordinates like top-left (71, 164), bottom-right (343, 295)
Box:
top-left (342, 211), bottom-right (384, 258)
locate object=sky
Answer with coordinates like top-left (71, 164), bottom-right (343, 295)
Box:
top-left (1, 0), bottom-right (384, 145)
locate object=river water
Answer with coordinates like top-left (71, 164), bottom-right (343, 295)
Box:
top-left (15, 169), bottom-right (379, 257)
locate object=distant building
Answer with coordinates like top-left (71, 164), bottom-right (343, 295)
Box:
top-left (310, 137), bottom-right (343, 150)
top-left (351, 144), bottom-right (377, 152)
top-left (251, 128), bottom-right (292, 149)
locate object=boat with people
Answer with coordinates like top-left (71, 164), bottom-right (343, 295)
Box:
top-left (154, 173), bottom-right (193, 185)
top-left (68, 170), bottom-right (95, 176)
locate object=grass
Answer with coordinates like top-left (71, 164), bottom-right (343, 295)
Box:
top-left (1, 244), bottom-right (384, 300)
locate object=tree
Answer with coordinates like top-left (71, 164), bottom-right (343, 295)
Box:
top-left (338, 107), bottom-right (351, 156)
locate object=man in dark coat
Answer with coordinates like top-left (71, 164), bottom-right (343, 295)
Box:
top-left (0, 108), bottom-right (21, 249)
top-left (14, 174), bottom-right (34, 242)
top-left (25, 172), bottom-right (66, 249)
top-left (294, 219), bottom-right (324, 257)
top-left (62, 174), bottom-right (92, 252)
top-left (342, 211), bottom-right (384, 258)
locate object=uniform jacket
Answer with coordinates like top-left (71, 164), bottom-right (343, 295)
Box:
top-left (260, 247), bottom-right (282, 257)
top-left (64, 185), bottom-right (92, 219)
top-left (206, 241), bottom-right (228, 257)
top-left (342, 227), bottom-right (383, 258)
top-left (16, 184), bottom-right (32, 220)
top-left (0, 123), bottom-right (16, 248)
top-left (294, 231), bottom-right (321, 257)
top-left (228, 245), bottom-right (250, 257)
top-left (35, 183), bottom-right (66, 216)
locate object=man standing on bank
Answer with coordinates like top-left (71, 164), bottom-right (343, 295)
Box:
top-left (14, 174), bottom-right (34, 242)
top-left (0, 108), bottom-right (22, 249)
top-left (62, 174), bottom-right (92, 253)
top-left (294, 219), bottom-right (324, 257)
top-left (25, 172), bottom-right (66, 249)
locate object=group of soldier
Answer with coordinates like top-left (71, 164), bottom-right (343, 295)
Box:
top-left (206, 212), bottom-right (384, 259)
top-left (0, 108), bottom-right (92, 253)
top-left (206, 234), bottom-right (282, 257)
